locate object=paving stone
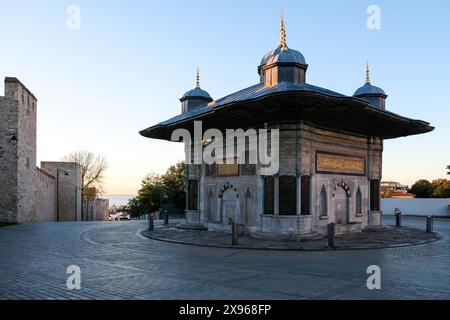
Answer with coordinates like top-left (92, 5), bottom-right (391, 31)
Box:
top-left (0, 217), bottom-right (449, 299)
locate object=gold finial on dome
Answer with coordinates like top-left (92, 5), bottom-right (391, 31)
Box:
top-left (196, 66), bottom-right (200, 88)
top-left (280, 10), bottom-right (287, 51)
top-left (365, 62), bottom-right (371, 85)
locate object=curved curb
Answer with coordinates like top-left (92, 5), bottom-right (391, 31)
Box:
top-left (140, 229), bottom-right (442, 252)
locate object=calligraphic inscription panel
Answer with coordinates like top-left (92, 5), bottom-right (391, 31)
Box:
top-left (217, 162), bottom-right (239, 177)
top-left (316, 152), bottom-right (366, 176)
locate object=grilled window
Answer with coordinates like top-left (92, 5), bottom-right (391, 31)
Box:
top-left (370, 180), bottom-right (380, 211)
top-left (319, 186), bottom-right (327, 217)
top-left (356, 187), bottom-right (362, 214)
top-left (279, 176), bottom-right (296, 215)
top-left (264, 176), bottom-right (274, 214)
top-left (301, 175), bottom-right (311, 215)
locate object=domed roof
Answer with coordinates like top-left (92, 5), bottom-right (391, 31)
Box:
top-left (353, 64), bottom-right (386, 97)
top-left (354, 83), bottom-right (386, 96)
top-left (260, 45), bottom-right (306, 67)
top-left (258, 15), bottom-right (306, 72)
top-left (181, 87), bottom-right (212, 100)
top-left (180, 68), bottom-right (213, 102)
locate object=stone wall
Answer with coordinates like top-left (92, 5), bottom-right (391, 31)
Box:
top-left (35, 167), bottom-right (56, 222)
top-left (84, 199), bottom-right (110, 221)
top-left (0, 78), bottom-right (37, 223)
top-left (13, 78), bottom-right (38, 223)
top-left (381, 198), bottom-right (450, 216)
top-left (0, 95), bottom-right (18, 222)
top-left (95, 199), bottom-right (110, 221)
top-left (40, 162), bottom-right (82, 222)
top-left (1, 77), bottom-right (82, 224)
top-left (298, 123), bottom-right (383, 234)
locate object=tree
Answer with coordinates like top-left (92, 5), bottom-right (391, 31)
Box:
top-left (161, 162), bottom-right (186, 209)
top-left (128, 161), bottom-right (186, 218)
top-left (83, 186), bottom-right (98, 202)
top-left (447, 165), bottom-right (450, 175)
top-left (138, 173), bottom-right (165, 214)
top-left (431, 179), bottom-right (450, 198)
top-left (63, 150), bottom-right (108, 221)
top-left (62, 150), bottom-right (108, 198)
top-left (410, 179), bottom-right (435, 198)
top-left (127, 197), bottom-right (141, 219)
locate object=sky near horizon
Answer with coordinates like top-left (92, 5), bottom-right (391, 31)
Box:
top-left (0, 0), bottom-right (449, 195)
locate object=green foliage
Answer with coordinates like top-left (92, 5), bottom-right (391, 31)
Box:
top-left (410, 179), bottom-right (435, 198)
top-left (431, 179), bottom-right (450, 198)
top-left (127, 161), bottom-right (186, 218)
top-left (410, 179), bottom-right (450, 198)
top-left (161, 162), bottom-right (186, 209)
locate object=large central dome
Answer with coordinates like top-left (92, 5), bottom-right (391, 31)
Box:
top-left (259, 45), bottom-right (306, 67)
top-left (257, 15), bottom-right (308, 86)
top-left (257, 14), bottom-right (307, 78)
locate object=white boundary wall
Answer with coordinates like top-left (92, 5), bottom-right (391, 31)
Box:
top-left (381, 199), bottom-right (450, 216)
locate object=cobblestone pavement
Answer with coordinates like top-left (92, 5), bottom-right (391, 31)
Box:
top-left (144, 224), bottom-right (439, 250)
top-left (0, 217), bottom-right (450, 300)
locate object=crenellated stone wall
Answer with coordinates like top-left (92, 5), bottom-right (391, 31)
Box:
top-left (35, 167), bottom-right (56, 222)
top-left (0, 77), bottom-right (82, 223)
top-left (84, 198), bottom-right (110, 221)
top-left (0, 78), bottom-right (37, 223)
top-left (40, 162), bottom-right (82, 222)
top-left (0, 95), bottom-right (19, 222)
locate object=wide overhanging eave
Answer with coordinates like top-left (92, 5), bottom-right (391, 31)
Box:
top-left (140, 91), bottom-right (434, 141)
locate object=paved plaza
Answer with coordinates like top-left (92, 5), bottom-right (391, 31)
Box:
top-left (144, 224), bottom-right (439, 250)
top-left (0, 217), bottom-right (450, 299)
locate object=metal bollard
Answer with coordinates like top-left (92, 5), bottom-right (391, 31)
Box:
top-left (231, 221), bottom-right (238, 246)
top-left (164, 211), bottom-right (169, 226)
top-left (395, 208), bottom-right (402, 228)
top-left (148, 214), bottom-right (154, 231)
top-left (327, 223), bottom-right (335, 248)
top-left (426, 216), bottom-right (433, 233)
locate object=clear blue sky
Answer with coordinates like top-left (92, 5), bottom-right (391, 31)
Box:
top-left (1, 0), bottom-right (449, 194)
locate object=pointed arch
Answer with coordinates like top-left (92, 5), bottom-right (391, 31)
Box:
top-left (207, 189), bottom-right (215, 222)
top-left (356, 186), bottom-right (362, 215)
top-left (244, 188), bottom-right (252, 225)
top-left (319, 185), bottom-right (328, 217)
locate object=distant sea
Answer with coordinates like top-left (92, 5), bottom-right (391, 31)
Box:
top-left (103, 195), bottom-right (135, 208)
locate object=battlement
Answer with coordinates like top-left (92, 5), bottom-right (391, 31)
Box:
top-left (3, 77), bottom-right (37, 101)
top-left (1, 76), bottom-right (81, 223)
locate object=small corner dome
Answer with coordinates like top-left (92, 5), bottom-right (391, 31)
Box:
top-left (353, 83), bottom-right (386, 97)
top-left (180, 87), bottom-right (213, 102)
top-left (259, 45), bottom-right (306, 68)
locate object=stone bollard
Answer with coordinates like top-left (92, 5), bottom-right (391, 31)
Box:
top-left (426, 216), bottom-right (433, 233)
top-left (164, 211), bottom-right (169, 226)
top-left (327, 223), bottom-right (335, 248)
top-left (148, 214), bottom-right (154, 231)
top-left (395, 208), bottom-right (402, 228)
top-left (231, 221), bottom-right (238, 246)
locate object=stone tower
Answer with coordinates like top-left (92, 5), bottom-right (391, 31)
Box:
top-left (0, 77), bottom-right (37, 223)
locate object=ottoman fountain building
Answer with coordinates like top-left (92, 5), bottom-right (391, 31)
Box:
top-left (140, 17), bottom-right (433, 238)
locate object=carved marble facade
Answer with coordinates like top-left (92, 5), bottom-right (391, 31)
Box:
top-left (184, 122), bottom-right (383, 237)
